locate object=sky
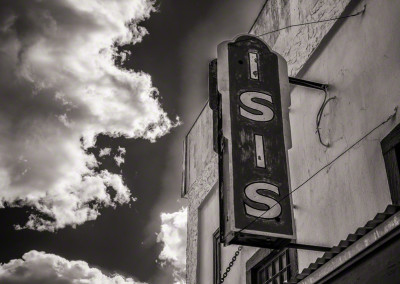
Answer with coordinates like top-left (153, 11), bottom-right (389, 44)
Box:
top-left (0, 0), bottom-right (264, 283)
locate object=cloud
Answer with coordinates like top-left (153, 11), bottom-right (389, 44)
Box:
top-left (99, 148), bottom-right (112, 157)
top-left (157, 207), bottom-right (187, 284)
top-left (0, 250), bottom-right (146, 284)
top-left (0, 0), bottom-right (178, 231)
top-left (114, 147), bottom-right (126, 167)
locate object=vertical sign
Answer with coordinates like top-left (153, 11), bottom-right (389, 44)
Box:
top-left (217, 35), bottom-right (295, 248)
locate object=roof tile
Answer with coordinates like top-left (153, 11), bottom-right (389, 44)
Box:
top-left (293, 204), bottom-right (400, 283)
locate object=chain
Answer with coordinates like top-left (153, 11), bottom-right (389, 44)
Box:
top-left (220, 246), bottom-right (242, 283)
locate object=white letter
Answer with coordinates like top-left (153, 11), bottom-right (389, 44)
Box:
top-left (239, 92), bottom-right (274, 122)
top-left (244, 182), bottom-right (281, 219)
top-left (255, 135), bottom-right (265, 168)
top-left (249, 52), bottom-right (259, 80)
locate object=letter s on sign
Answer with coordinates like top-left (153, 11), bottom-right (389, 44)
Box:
top-left (239, 92), bottom-right (274, 122)
top-left (244, 182), bottom-right (281, 219)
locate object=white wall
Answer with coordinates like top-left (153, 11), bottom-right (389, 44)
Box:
top-left (288, 0), bottom-right (400, 270)
top-left (198, 185), bottom-right (219, 284)
top-left (186, 0), bottom-right (400, 282)
top-left (198, 183), bottom-right (258, 284)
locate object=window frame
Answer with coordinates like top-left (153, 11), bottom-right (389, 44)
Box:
top-left (213, 228), bottom-right (221, 284)
top-left (381, 123), bottom-right (400, 205)
top-left (246, 248), bottom-right (298, 284)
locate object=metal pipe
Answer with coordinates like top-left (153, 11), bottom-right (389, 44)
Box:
top-left (287, 242), bottom-right (331, 252)
top-left (289, 77), bottom-right (328, 91)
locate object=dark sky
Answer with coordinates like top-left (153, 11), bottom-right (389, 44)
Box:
top-left (0, 0), bottom-right (264, 283)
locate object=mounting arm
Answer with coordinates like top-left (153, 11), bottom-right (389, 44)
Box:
top-left (289, 77), bottom-right (328, 91)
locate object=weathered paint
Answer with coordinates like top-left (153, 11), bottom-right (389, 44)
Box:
top-left (185, 0), bottom-right (400, 283)
top-left (217, 35), bottom-right (294, 246)
top-left (185, 104), bottom-right (215, 191)
top-left (198, 185), bottom-right (219, 284)
top-left (185, 105), bottom-right (217, 284)
top-left (287, 0), bottom-right (400, 271)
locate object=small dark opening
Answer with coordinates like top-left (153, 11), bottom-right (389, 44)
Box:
top-left (238, 60), bottom-right (244, 64)
top-left (395, 143), bottom-right (400, 166)
top-left (381, 123), bottom-right (400, 205)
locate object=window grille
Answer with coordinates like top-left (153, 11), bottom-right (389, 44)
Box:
top-left (252, 249), bottom-right (292, 284)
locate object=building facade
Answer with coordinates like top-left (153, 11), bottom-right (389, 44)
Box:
top-left (183, 0), bottom-right (400, 283)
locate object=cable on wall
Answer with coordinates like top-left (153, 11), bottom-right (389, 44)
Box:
top-left (185, 5), bottom-right (366, 197)
top-left (246, 5), bottom-right (366, 42)
top-left (316, 87), bottom-right (336, 147)
top-left (215, 5), bottom-right (368, 282)
top-left (237, 107), bottom-right (398, 235)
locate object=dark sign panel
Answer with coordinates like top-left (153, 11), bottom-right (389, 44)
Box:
top-left (217, 35), bottom-right (295, 248)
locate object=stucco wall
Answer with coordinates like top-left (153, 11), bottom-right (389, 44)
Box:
top-left (185, 104), bottom-right (215, 189)
top-left (185, 105), bottom-right (218, 284)
top-left (198, 184), bottom-right (219, 284)
top-left (185, 0), bottom-right (400, 282)
top-left (287, 0), bottom-right (400, 271)
top-left (184, 104), bottom-right (259, 284)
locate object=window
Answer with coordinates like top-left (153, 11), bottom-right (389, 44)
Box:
top-left (381, 123), bottom-right (400, 205)
top-left (213, 228), bottom-right (221, 284)
top-left (246, 248), bottom-right (297, 284)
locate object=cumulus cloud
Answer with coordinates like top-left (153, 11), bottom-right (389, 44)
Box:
top-left (99, 148), bottom-right (112, 157)
top-left (0, 0), bottom-right (178, 231)
top-left (157, 207), bottom-right (187, 284)
top-left (0, 250), bottom-right (146, 284)
top-left (114, 147), bottom-right (126, 167)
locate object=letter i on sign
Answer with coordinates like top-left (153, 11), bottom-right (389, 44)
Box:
top-left (250, 52), bottom-right (265, 168)
top-left (255, 134), bottom-right (265, 168)
top-left (249, 52), bottom-right (259, 80)
top-left (217, 34), bottom-right (295, 246)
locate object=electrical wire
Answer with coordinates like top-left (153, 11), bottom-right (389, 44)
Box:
top-left (316, 88), bottom-right (336, 147)
top-left (184, 3), bottom-right (366, 197)
top-left (235, 4), bottom-right (369, 234)
top-left (237, 108), bottom-right (397, 235)
top-left (244, 5), bottom-right (366, 43)
top-left (214, 6), bottom-right (368, 279)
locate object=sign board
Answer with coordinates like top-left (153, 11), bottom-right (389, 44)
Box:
top-left (217, 35), bottom-right (295, 248)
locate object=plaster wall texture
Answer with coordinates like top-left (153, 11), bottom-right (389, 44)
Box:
top-left (198, 185), bottom-right (219, 284)
top-left (286, 0), bottom-right (400, 271)
top-left (186, 104), bottom-right (215, 188)
top-left (185, 0), bottom-right (400, 282)
top-left (185, 105), bottom-right (218, 284)
top-left (185, 105), bottom-right (259, 284)
top-left (197, 185), bottom-right (258, 284)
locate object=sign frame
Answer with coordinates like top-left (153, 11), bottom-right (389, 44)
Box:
top-left (217, 34), bottom-right (296, 248)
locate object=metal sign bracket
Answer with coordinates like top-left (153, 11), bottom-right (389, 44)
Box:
top-left (287, 242), bottom-right (331, 252)
top-left (289, 77), bottom-right (328, 91)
